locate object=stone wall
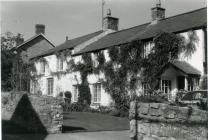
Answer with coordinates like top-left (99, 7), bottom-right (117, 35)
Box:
top-left (2, 92), bottom-right (63, 134)
top-left (129, 101), bottom-right (208, 140)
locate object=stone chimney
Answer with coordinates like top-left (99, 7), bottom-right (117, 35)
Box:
top-left (35, 24), bottom-right (45, 35)
top-left (103, 9), bottom-right (119, 31)
top-left (151, 0), bottom-right (165, 23)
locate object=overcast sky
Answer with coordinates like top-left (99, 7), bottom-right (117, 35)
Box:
top-left (1, 0), bottom-right (206, 45)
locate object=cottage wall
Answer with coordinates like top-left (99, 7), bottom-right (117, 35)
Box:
top-left (31, 28), bottom-right (205, 107)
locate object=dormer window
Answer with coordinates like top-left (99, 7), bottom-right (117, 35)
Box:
top-left (143, 41), bottom-right (154, 58)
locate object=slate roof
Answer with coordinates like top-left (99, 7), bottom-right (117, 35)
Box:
top-left (31, 30), bottom-right (103, 58)
top-left (171, 61), bottom-right (201, 75)
top-left (13, 34), bottom-right (55, 51)
top-left (75, 7), bottom-right (207, 55)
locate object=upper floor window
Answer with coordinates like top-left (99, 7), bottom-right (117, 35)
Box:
top-left (93, 83), bottom-right (101, 103)
top-left (92, 53), bottom-right (99, 67)
top-left (40, 62), bottom-right (46, 74)
top-left (143, 41), bottom-right (154, 58)
top-left (57, 58), bottom-right (64, 71)
top-left (160, 79), bottom-right (171, 94)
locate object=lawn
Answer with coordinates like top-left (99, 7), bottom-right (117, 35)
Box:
top-left (62, 112), bottom-right (129, 133)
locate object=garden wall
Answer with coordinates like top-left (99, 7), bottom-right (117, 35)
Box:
top-left (2, 92), bottom-right (63, 134)
top-left (129, 101), bottom-right (208, 140)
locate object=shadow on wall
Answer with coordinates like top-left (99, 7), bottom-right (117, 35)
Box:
top-left (2, 94), bottom-right (47, 140)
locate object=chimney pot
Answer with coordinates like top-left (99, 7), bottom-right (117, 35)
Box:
top-left (66, 36), bottom-right (69, 41)
top-left (35, 24), bottom-right (45, 35)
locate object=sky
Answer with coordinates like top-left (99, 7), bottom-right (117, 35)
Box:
top-left (0, 0), bottom-right (206, 46)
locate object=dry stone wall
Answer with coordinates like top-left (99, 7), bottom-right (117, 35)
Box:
top-left (129, 101), bottom-right (208, 140)
top-left (2, 92), bottom-right (63, 134)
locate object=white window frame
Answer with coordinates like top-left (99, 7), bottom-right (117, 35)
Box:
top-left (57, 58), bottom-right (64, 71)
top-left (187, 77), bottom-right (199, 91)
top-left (40, 62), bottom-right (46, 74)
top-left (160, 79), bottom-right (171, 94)
top-left (93, 83), bottom-right (101, 103)
top-left (142, 83), bottom-right (149, 95)
top-left (73, 85), bottom-right (79, 102)
top-left (47, 78), bottom-right (54, 96)
top-left (143, 41), bottom-right (153, 58)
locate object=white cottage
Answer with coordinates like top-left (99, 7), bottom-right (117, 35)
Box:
top-left (30, 3), bottom-right (207, 107)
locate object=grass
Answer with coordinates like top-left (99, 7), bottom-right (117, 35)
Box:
top-left (62, 112), bottom-right (129, 133)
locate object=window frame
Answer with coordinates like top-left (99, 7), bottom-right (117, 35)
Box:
top-left (47, 78), bottom-right (54, 96)
top-left (93, 83), bottom-right (101, 103)
top-left (73, 85), bottom-right (79, 102)
top-left (40, 62), bottom-right (46, 74)
top-left (142, 83), bottom-right (149, 95)
top-left (57, 58), bottom-right (64, 71)
top-left (160, 79), bottom-right (171, 94)
top-left (142, 41), bottom-right (154, 58)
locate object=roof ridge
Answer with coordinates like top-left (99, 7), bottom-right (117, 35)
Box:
top-left (56, 30), bottom-right (102, 47)
top-left (107, 7), bottom-right (206, 36)
top-left (160, 7), bottom-right (207, 21)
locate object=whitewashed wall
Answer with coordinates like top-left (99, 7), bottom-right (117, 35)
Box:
top-left (31, 29), bottom-right (205, 107)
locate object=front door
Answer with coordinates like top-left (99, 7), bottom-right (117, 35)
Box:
top-left (177, 76), bottom-right (185, 90)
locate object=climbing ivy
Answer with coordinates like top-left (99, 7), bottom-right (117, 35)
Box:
top-left (72, 31), bottom-right (198, 109)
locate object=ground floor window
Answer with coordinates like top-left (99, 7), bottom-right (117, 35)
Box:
top-left (73, 85), bottom-right (79, 102)
top-left (142, 83), bottom-right (149, 95)
top-left (188, 77), bottom-right (199, 91)
top-left (47, 78), bottom-right (54, 95)
top-left (160, 80), bottom-right (171, 94)
top-left (93, 83), bottom-right (101, 103)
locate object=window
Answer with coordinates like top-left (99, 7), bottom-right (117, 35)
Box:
top-left (92, 53), bottom-right (99, 67)
top-left (93, 83), bottom-right (101, 103)
top-left (31, 80), bottom-right (37, 94)
top-left (73, 85), bottom-right (79, 102)
top-left (188, 78), bottom-right (199, 91)
top-left (40, 62), bottom-right (45, 74)
top-left (160, 80), bottom-right (171, 94)
top-left (47, 78), bottom-right (54, 95)
top-left (57, 58), bottom-right (64, 71)
top-left (142, 83), bottom-right (149, 95)
top-left (143, 41), bottom-right (153, 58)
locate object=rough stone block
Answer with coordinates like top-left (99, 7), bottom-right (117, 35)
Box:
top-left (139, 104), bottom-right (149, 115)
top-left (150, 103), bottom-right (160, 109)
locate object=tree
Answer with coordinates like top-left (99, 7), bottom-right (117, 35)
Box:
top-left (1, 32), bottom-right (24, 91)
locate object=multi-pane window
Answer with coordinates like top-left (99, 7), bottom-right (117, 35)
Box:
top-left (142, 83), bottom-right (149, 95)
top-left (93, 83), bottom-right (101, 103)
top-left (188, 78), bottom-right (199, 91)
top-left (73, 85), bottom-right (79, 102)
top-left (143, 41), bottom-right (153, 58)
top-left (160, 80), bottom-right (171, 94)
top-left (47, 78), bottom-right (54, 95)
top-left (40, 62), bottom-right (45, 74)
top-left (57, 58), bottom-right (64, 71)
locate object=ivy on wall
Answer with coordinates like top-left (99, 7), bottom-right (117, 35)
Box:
top-left (71, 31), bottom-right (198, 108)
